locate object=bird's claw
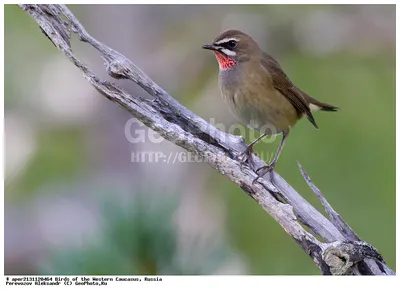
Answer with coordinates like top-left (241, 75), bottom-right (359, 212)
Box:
top-left (256, 163), bottom-right (275, 175)
top-left (252, 163), bottom-right (276, 185)
top-left (237, 149), bottom-right (253, 171)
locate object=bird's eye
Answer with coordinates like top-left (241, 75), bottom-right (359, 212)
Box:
top-left (227, 40), bottom-right (237, 49)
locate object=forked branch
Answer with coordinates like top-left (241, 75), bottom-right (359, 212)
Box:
top-left (19, 4), bottom-right (394, 275)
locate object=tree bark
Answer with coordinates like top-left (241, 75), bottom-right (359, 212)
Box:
top-left (18, 4), bottom-right (394, 275)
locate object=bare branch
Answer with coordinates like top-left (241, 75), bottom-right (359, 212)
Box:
top-left (322, 241), bottom-right (386, 275)
top-left (297, 162), bottom-right (359, 241)
top-left (18, 4), bottom-right (394, 275)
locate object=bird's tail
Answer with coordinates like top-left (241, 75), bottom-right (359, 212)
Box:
top-left (318, 102), bottom-right (339, 112)
top-left (307, 96), bottom-right (339, 112)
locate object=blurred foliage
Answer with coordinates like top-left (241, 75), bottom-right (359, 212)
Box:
top-left (6, 128), bottom-right (85, 200)
top-left (39, 192), bottom-right (240, 275)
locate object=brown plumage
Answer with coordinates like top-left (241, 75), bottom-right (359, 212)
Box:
top-left (202, 29), bottom-right (338, 175)
top-left (261, 51), bottom-right (337, 129)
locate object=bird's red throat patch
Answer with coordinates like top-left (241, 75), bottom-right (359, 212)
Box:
top-left (213, 51), bottom-right (236, 70)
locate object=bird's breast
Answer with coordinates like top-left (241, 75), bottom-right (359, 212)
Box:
top-left (218, 67), bottom-right (298, 134)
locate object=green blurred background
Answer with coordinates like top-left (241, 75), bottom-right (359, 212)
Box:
top-left (4, 4), bottom-right (395, 275)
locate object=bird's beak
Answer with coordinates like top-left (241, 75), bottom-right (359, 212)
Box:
top-left (202, 44), bottom-right (219, 51)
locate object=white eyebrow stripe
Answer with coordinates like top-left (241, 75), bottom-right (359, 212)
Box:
top-left (220, 48), bottom-right (236, 56)
top-left (214, 37), bottom-right (239, 45)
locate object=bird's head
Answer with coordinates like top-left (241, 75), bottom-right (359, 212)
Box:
top-left (202, 29), bottom-right (260, 71)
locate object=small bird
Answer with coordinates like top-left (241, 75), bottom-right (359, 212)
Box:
top-left (202, 29), bottom-right (338, 176)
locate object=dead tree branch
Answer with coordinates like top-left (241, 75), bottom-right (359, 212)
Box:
top-left (18, 4), bottom-right (394, 275)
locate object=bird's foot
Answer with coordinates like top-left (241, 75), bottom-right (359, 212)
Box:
top-left (252, 162), bottom-right (276, 185)
top-left (237, 148), bottom-right (256, 171)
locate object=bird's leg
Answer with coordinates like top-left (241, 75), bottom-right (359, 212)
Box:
top-left (237, 133), bottom-right (268, 171)
top-left (253, 131), bottom-right (289, 183)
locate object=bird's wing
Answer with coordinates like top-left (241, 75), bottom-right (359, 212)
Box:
top-left (260, 52), bottom-right (318, 129)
